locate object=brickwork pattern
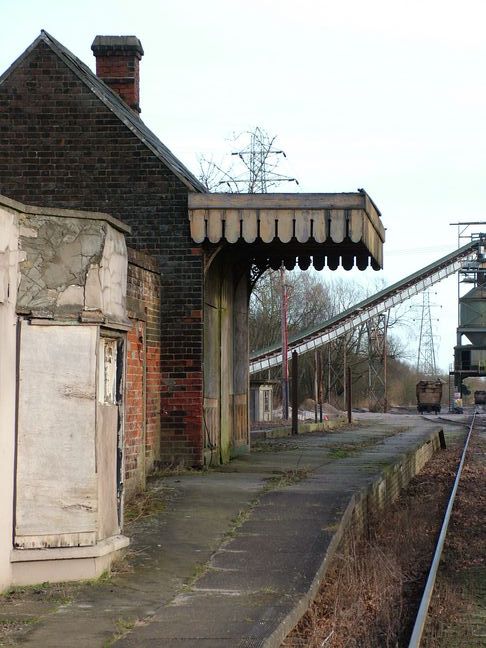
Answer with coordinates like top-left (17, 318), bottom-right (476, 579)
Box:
top-left (126, 252), bottom-right (162, 484)
top-left (95, 55), bottom-right (141, 113)
top-left (0, 41), bottom-right (204, 466)
top-left (125, 321), bottom-right (145, 496)
top-left (347, 432), bottom-right (442, 541)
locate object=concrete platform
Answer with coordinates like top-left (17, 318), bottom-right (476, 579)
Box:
top-left (10, 535), bottom-right (129, 587)
top-left (0, 415), bottom-right (461, 647)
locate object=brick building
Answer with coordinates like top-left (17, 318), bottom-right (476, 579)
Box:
top-left (0, 32), bottom-right (205, 477)
top-left (0, 31), bottom-right (385, 479)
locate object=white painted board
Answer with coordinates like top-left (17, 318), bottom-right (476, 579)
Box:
top-left (15, 323), bottom-right (98, 548)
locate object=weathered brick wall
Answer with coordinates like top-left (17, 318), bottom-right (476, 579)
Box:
top-left (0, 40), bottom-right (204, 466)
top-left (125, 320), bottom-right (145, 496)
top-left (125, 248), bottom-right (161, 497)
top-left (124, 250), bottom-right (160, 496)
top-left (345, 431), bottom-right (442, 543)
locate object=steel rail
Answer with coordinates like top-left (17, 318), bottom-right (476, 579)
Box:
top-left (407, 412), bottom-right (477, 648)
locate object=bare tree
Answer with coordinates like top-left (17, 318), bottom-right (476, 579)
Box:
top-left (200, 128), bottom-right (415, 410)
top-left (198, 127), bottom-right (298, 193)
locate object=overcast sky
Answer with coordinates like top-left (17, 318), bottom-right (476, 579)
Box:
top-left (2, 0), bottom-right (486, 372)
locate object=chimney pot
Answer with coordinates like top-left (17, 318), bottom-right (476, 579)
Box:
top-left (91, 35), bottom-right (144, 114)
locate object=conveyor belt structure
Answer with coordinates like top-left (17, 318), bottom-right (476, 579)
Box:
top-left (250, 240), bottom-right (479, 375)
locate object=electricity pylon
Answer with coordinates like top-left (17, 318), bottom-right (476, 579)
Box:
top-left (199, 127), bottom-right (298, 193)
top-left (229, 127), bottom-right (298, 193)
top-left (416, 291), bottom-right (438, 375)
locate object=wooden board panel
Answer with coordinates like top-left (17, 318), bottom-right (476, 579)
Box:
top-left (259, 210), bottom-right (277, 243)
top-left (224, 209), bottom-right (241, 243)
top-left (295, 209), bottom-right (312, 243)
top-left (242, 210), bottom-right (258, 243)
top-left (330, 209), bottom-right (346, 243)
top-left (190, 209), bottom-right (206, 243)
top-left (96, 404), bottom-right (119, 541)
top-left (364, 193), bottom-right (386, 240)
top-left (220, 272), bottom-right (233, 463)
top-left (362, 216), bottom-right (371, 250)
top-left (15, 324), bottom-right (97, 547)
top-left (233, 274), bottom-right (249, 394)
top-left (349, 209), bottom-right (363, 243)
top-left (189, 192), bottom-right (367, 210)
top-left (276, 209), bottom-right (294, 243)
top-left (233, 393), bottom-right (248, 444)
top-left (312, 210), bottom-right (327, 243)
top-left (203, 398), bottom-right (219, 448)
top-left (207, 209), bottom-right (223, 244)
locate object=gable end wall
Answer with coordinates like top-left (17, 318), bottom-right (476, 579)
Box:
top-left (0, 40), bottom-right (204, 466)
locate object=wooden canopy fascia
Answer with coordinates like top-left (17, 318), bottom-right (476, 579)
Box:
top-left (188, 192), bottom-right (385, 270)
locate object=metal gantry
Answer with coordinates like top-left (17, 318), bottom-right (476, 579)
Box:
top-left (250, 240), bottom-right (478, 375)
top-left (367, 313), bottom-right (389, 412)
top-left (325, 338), bottom-right (346, 409)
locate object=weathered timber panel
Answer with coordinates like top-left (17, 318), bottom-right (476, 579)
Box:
top-left (220, 270), bottom-right (233, 463)
top-left (15, 323), bottom-right (97, 548)
top-left (233, 393), bottom-right (248, 445)
top-left (96, 404), bottom-right (119, 541)
top-left (203, 398), bottom-right (219, 448)
top-left (189, 203), bottom-right (384, 266)
top-left (232, 271), bottom-right (250, 452)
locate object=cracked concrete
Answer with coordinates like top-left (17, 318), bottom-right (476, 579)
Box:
top-left (16, 213), bottom-right (127, 324)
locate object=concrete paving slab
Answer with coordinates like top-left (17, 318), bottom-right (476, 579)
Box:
top-left (118, 591), bottom-right (291, 642)
top-left (0, 415), bottom-right (460, 648)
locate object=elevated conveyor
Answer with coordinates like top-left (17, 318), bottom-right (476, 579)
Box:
top-left (250, 240), bottom-right (479, 374)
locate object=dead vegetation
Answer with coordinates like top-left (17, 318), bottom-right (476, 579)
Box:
top-left (123, 486), bottom-right (168, 524)
top-left (0, 580), bottom-right (87, 645)
top-left (282, 444), bottom-right (462, 648)
top-left (252, 440), bottom-right (300, 453)
top-left (422, 431), bottom-right (486, 647)
top-left (264, 468), bottom-right (310, 489)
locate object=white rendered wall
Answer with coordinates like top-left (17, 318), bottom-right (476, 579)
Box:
top-left (0, 206), bottom-right (18, 590)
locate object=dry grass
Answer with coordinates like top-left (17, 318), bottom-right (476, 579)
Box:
top-left (282, 446), bottom-right (461, 648)
top-left (286, 537), bottom-right (405, 648)
top-left (124, 488), bottom-right (167, 524)
top-left (264, 469), bottom-right (310, 490)
top-left (422, 431), bottom-right (486, 647)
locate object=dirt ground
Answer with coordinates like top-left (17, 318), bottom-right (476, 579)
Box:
top-left (282, 432), bottom-right (467, 648)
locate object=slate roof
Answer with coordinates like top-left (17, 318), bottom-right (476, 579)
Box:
top-left (0, 30), bottom-right (207, 193)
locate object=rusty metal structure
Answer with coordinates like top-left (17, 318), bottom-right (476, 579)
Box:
top-left (367, 313), bottom-right (389, 412)
top-left (250, 240), bottom-right (479, 412)
top-left (451, 229), bottom-right (486, 401)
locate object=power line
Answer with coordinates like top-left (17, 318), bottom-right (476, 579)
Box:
top-left (415, 291), bottom-right (439, 375)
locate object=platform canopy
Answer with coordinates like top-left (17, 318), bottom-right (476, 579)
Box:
top-left (188, 191), bottom-right (384, 271)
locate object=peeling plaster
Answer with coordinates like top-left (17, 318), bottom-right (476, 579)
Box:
top-left (16, 214), bottom-right (128, 325)
top-left (56, 284), bottom-right (84, 309)
top-left (84, 265), bottom-right (103, 311)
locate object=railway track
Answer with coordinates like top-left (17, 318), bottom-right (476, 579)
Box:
top-left (408, 411), bottom-right (484, 647)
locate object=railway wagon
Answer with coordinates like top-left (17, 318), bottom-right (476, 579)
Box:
top-left (416, 379), bottom-right (443, 414)
top-left (474, 390), bottom-right (486, 405)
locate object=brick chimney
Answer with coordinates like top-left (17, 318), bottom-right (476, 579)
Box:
top-left (91, 36), bottom-right (144, 114)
